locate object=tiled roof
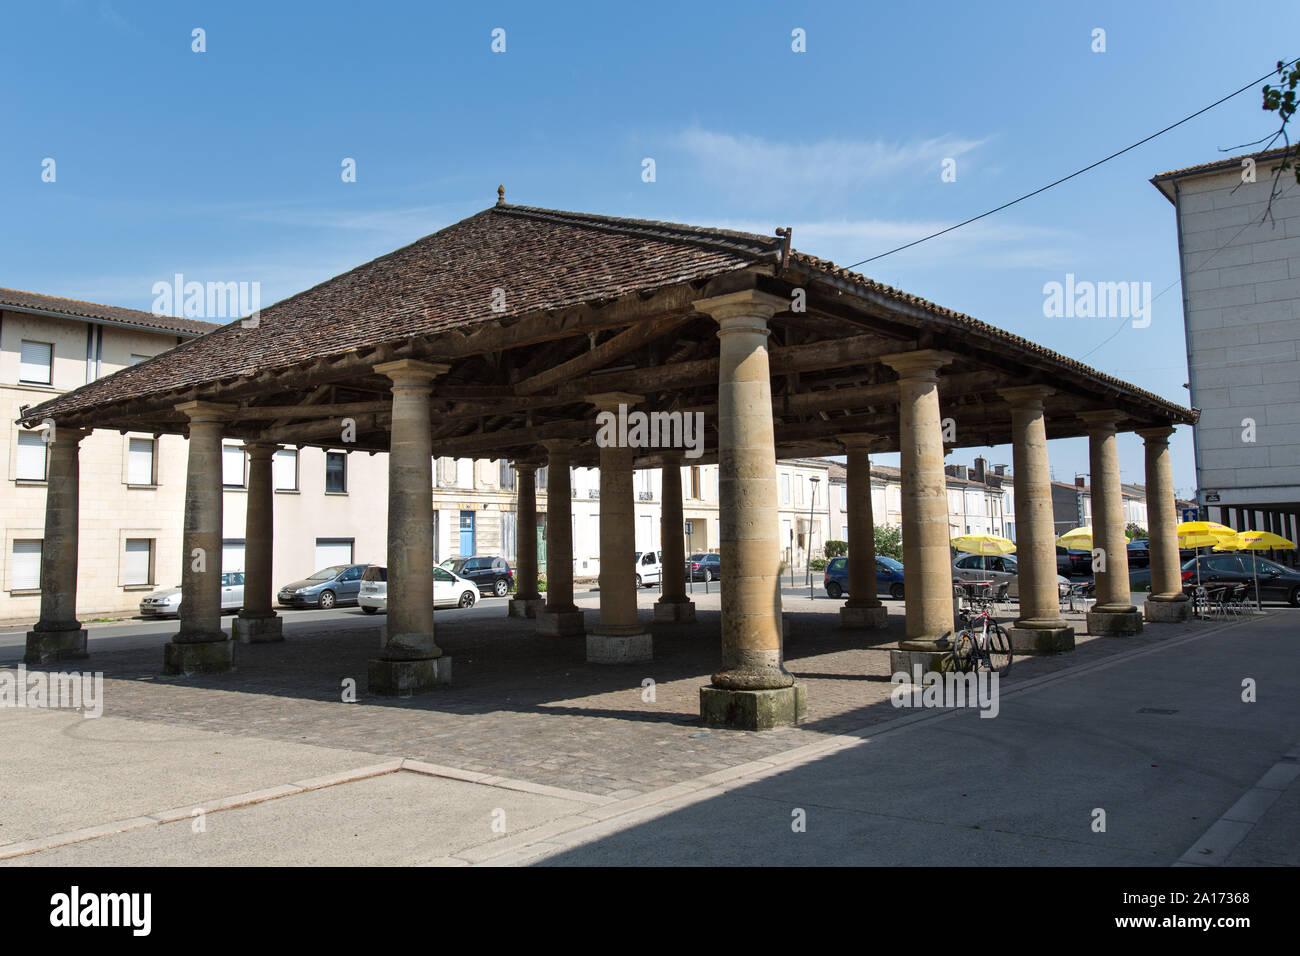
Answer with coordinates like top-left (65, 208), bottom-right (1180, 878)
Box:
top-left (0, 287), bottom-right (218, 336)
top-left (18, 201), bottom-right (1196, 428)
top-left (1151, 145), bottom-right (1297, 182)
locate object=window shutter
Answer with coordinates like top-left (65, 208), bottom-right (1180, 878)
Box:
top-left (222, 445), bottom-right (245, 486)
top-left (16, 431), bottom-right (47, 480)
top-left (127, 438), bottom-right (154, 485)
top-left (124, 538), bottom-right (152, 585)
top-left (19, 341), bottom-right (53, 383)
top-left (274, 449), bottom-right (297, 490)
top-left (12, 540), bottom-right (42, 590)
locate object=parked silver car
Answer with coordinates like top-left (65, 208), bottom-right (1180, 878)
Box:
top-left (139, 572), bottom-right (245, 617)
top-left (951, 554), bottom-right (1069, 599)
top-left (358, 565), bottom-right (479, 614)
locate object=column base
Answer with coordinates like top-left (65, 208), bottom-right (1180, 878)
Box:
top-left (1086, 609), bottom-right (1144, 636)
top-left (653, 600), bottom-right (696, 624)
top-left (23, 628), bottom-right (88, 664)
top-left (163, 639), bottom-right (233, 675)
top-left (840, 605), bottom-right (888, 630)
top-left (367, 656), bottom-right (452, 696)
top-left (1007, 624), bottom-right (1075, 654)
top-left (586, 631), bottom-right (652, 664)
top-left (537, 609), bottom-right (586, 637)
top-left (231, 614), bottom-right (283, 643)
top-left (700, 684), bottom-right (807, 730)
top-left (889, 648), bottom-right (951, 676)
top-left (508, 597), bottom-right (546, 619)
top-left (1145, 598), bottom-right (1192, 623)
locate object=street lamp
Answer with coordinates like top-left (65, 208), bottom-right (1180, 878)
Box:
top-left (807, 476), bottom-right (820, 599)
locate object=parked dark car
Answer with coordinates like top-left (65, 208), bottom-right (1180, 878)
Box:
top-left (277, 563), bottom-right (370, 609)
top-left (440, 556), bottom-right (514, 598)
top-left (1181, 554), bottom-right (1300, 606)
top-left (686, 552), bottom-right (721, 582)
top-left (1126, 539), bottom-right (1150, 568)
top-left (823, 555), bottom-right (905, 600)
top-left (1056, 545), bottom-right (1092, 576)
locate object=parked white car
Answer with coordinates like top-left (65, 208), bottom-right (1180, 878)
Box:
top-left (358, 565), bottom-right (479, 614)
top-left (951, 554), bottom-right (1069, 599)
top-left (139, 572), bottom-right (245, 618)
top-left (634, 550), bottom-right (663, 587)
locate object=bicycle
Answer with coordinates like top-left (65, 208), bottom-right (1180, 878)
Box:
top-left (951, 597), bottom-right (1013, 676)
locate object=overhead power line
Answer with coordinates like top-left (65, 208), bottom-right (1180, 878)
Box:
top-left (843, 59), bottom-right (1300, 270)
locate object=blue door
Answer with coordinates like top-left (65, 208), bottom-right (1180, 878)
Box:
top-left (459, 511), bottom-right (475, 556)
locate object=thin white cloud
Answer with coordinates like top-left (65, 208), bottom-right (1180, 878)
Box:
top-left (676, 127), bottom-right (989, 197)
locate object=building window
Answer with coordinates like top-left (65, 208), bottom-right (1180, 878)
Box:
top-left (690, 466), bottom-right (701, 499)
top-left (127, 437), bottom-right (156, 486)
top-left (124, 538), bottom-right (155, 587)
top-left (325, 452), bottom-right (347, 493)
top-left (536, 466), bottom-right (547, 492)
top-left (500, 460), bottom-right (515, 491)
top-left (19, 340), bottom-right (54, 385)
top-left (16, 430), bottom-right (48, 481)
top-left (781, 473), bottom-right (791, 505)
top-left (274, 448), bottom-right (299, 491)
top-left (11, 539), bottom-right (42, 591)
top-left (221, 445), bottom-right (246, 487)
top-left (456, 458), bottom-right (473, 488)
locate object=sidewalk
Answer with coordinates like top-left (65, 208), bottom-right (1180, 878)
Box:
top-left (2, 604), bottom-right (1294, 865)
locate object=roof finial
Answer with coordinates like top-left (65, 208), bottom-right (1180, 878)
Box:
top-left (497, 184), bottom-right (506, 205)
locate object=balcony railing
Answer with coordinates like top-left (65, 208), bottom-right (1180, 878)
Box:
top-left (588, 489), bottom-right (600, 499)
top-left (637, 491), bottom-right (654, 501)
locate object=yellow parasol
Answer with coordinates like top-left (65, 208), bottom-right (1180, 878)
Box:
top-left (950, 534), bottom-right (1016, 556)
top-left (1234, 531), bottom-right (1296, 611)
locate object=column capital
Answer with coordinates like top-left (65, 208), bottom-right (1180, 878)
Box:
top-left (541, 438), bottom-right (579, 456)
top-left (879, 349), bottom-right (954, 381)
top-left (1078, 409), bottom-right (1122, 432)
top-left (693, 289), bottom-right (788, 326)
top-left (1136, 426), bottom-right (1176, 444)
top-left (374, 358), bottom-right (450, 385)
top-left (510, 458), bottom-right (541, 473)
top-left (998, 385), bottom-right (1055, 408)
top-left (240, 441), bottom-right (281, 459)
top-left (47, 426), bottom-right (90, 446)
top-left (586, 391), bottom-right (644, 412)
top-left (839, 433), bottom-right (877, 451)
top-left (175, 401), bottom-right (236, 423)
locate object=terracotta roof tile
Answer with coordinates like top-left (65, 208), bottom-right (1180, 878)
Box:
top-left (0, 287), bottom-right (218, 336)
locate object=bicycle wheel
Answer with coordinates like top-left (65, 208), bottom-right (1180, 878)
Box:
top-left (984, 623), bottom-right (1013, 675)
top-left (950, 630), bottom-right (976, 673)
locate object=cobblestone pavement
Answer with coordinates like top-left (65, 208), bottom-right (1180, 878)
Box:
top-left (15, 591), bottom-right (1229, 798)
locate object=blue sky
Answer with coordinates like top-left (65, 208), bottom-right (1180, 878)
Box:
top-left (4, 0), bottom-right (1297, 502)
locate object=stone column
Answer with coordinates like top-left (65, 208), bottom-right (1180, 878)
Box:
top-left (839, 434), bottom-right (887, 630)
top-left (654, 451), bottom-right (695, 623)
top-left (232, 442), bottom-right (283, 643)
top-left (537, 440), bottom-right (585, 636)
top-left (165, 402), bottom-right (236, 674)
top-left (586, 392), bottom-right (653, 663)
top-left (369, 360), bottom-right (451, 695)
top-left (24, 426), bottom-right (90, 664)
top-left (1139, 427), bottom-right (1191, 622)
top-left (1000, 386), bottom-right (1075, 653)
top-left (881, 350), bottom-right (956, 673)
top-left (1080, 411), bottom-right (1142, 635)
top-left (694, 290), bottom-right (804, 730)
top-left (508, 461), bottom-right (545, 618)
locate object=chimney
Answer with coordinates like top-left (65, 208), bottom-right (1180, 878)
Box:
top-left (973, 457), bottom-right (986, 483)
top-left (1075, 476), bottom-right (1086, 488)
top-left (993, 463), bottom-right (1007, 476)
